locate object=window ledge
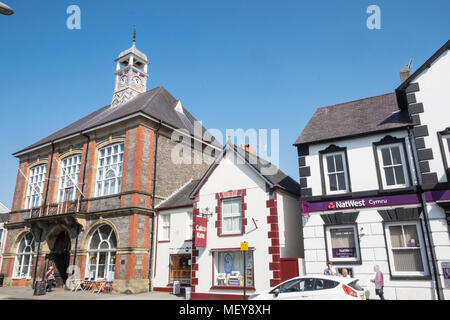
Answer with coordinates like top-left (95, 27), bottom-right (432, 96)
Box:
top-left (210, 286), bottom-right (256, 291)
top-left (158, 240), bottom-right (170, 243)
top-left (389, 275), bottom-right (432, 281)
top-left (328, 260), bottom-right (362, 266)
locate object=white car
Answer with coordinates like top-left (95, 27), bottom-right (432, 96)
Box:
top-left (249, 275), bottom-right (366, 300)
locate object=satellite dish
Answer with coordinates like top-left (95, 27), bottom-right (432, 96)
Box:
top-left (0, 2), bottom-right (14, 15)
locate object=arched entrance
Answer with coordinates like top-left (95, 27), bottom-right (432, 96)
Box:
top-left (47, 230), bottom-right (71, 287)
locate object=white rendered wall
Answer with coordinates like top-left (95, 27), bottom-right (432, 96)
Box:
top-left (277, 189), bottom-right (303, 258)
top-left (153, 207), bottom-right (193, 289)
top-left (411, 50), bottom-right (450, 183)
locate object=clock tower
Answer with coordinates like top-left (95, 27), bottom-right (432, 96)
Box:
top-left (112, 27), bottom-right (150, 107)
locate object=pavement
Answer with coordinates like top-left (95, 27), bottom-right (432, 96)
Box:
top-left (0, 286), bottom-right (186, 300)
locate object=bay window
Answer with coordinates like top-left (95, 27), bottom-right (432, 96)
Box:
top-left (25, 164), bottom-right (47, 209)
top-left (213, 250), bottom-right (254, 288)
top-left (96, 143), bottom-right (124, 197)
top-left (385, 222), bottom-right (429, 277)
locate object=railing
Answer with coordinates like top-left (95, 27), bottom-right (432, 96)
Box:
top-left (26, 199), bottom-right (82, 219)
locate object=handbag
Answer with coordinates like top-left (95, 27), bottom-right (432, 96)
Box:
top-left (375, 287), bottom-right (384, 296)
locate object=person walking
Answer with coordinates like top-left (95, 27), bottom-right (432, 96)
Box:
top-left (371, 265), bottom-right (384, 300)
top-left (323, 261), bottom-right (337, 276)
top-left (45, 265), bottom-right (56, 292)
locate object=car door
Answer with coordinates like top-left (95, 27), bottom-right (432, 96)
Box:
top-left (311, 278), bottom-right (340, 300)
top-left (272, 278), bottom-right (316, 300)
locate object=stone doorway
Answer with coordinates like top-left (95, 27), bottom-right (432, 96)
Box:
top-left (47, 230), bottom-right (71, 287)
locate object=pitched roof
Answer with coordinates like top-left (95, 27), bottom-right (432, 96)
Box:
top-left (294, 92), bottom-right (412, 145)
top-left (190, 143), bottom-right (300, 198)
top-left (14, 86), bottom-right (221, 156)
top-left (156, 179), bottom-right (200, 210)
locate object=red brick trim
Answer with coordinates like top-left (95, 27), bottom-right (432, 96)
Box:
top-left (215, 189), bottom-right (247, 237)
top-left (266, 186), bottom-right (281, 287)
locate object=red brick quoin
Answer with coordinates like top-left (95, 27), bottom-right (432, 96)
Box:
top-left (266, 185), bottom-right (281, 287)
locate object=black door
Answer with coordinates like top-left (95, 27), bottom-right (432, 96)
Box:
top-left (50, 231), bottom-right (71, 287)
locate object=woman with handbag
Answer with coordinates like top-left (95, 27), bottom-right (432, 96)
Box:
top-left (45, 265), bottom-right (56, 292)
top-left (371, 265), bottom-right (385, 300)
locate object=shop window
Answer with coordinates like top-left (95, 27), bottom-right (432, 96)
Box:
top-left (323, 152), bottom-right (349, 194)
top-left (221, 198), bottom-right (242, 235)
top-left (376, 143), bottom-right (410, 189)
top-left (58, 154), bottom-right (82, 202)
top-left (213, 250), bottom-right (253, 287)
top-left (25, 164), bottom-right (47, 209)
top-left (385, 222), bottom-right (429, 277)
top-left (13, 233), bottom-right (34, 279)
top-left (159, 214), bottom-right (170, 241)
top-left (169, 254), bottom-right (191, 284)
top-left (85, 225), bottom-right (117, 281)
top-left (325, 225), bottom-right (360, 263)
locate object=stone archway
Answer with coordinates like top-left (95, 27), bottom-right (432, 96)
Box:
top-left (46, 229), bottom-right (71, 287)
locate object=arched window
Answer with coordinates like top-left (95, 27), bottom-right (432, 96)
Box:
top-left (85, 225), bottom-right (117, 281)
top-left (25, 164), bottom-right (47, 209)
top-left (96, 143), bottom-right (124, 197)
top-left (58, 154), bottom-right (82, 202)
top-left (13, 233), bottom-right (34, 279)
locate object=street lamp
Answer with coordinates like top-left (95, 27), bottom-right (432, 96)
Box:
top-left (0, 2), bottom-right (14, 15)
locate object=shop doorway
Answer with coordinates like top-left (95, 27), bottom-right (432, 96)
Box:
top-left (48, 230), bottom-right (71, 287)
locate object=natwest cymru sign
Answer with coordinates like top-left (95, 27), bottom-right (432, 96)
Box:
top-left (194, 216), bottom-right (207, 247)
top-left (303, 193), bottom-right (420, 214)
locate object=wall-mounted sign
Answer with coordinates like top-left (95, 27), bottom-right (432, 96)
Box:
top-left (240, 242), bottom-right (248, 251)
top-left (194, 216), bottom-right (207, 247)
top-left (332, 248), bottom-right (356, 258)
top-left (303, 194), bottom-right (421, 214)
top-left (442, 262), bottom-right (450, 289)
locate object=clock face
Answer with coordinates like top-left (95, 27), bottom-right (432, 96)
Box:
top-left (133, 76), bottom-right (142, 87)
top-left (119, 75), bottom-right (127, 86)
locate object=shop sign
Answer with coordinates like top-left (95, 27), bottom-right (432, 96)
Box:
top-left (332, 248), bottom-right (356, 258)
top-left (303, 193), bottom-right (421, 213)
top-left (194, 216), bottom-right (207, 247)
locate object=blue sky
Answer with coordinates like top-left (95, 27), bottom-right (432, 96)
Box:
top-left (0, 0), bottom-right (449, 208)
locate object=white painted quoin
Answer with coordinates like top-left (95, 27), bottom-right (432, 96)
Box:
top-left (187, 143), bottom-right (303, 299)
top-left (396, 40), bottom-right (450, 300)
top-left (295, 41), bottom-right (450, 300)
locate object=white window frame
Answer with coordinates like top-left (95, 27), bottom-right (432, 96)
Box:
top-left (85, 225), bottom-right (117, 281)
top-left (325, 224), bottom-right (360, 263)
top-left (377, 143), bottom-right (410, 189)
top-left (57, 154), bottom-right (82, 203)
top-left (221, 198), bottom-right (242, 235)
top-left (12, 233), bottom-right (34, 279)
top-left (95, 143), bottom-right (124, 197)
top-left (442, 134), bottom-right (450, 169)
top-left (323, 152), bottom-right (350, 194)
top-left (25, 164), bottom-right (47, 209)
top-left (159, 214), bottom-right (171, 241)
top-left (384, 221), bottom-right (429, 277)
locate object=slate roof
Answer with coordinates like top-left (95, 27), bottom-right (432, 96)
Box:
top-left (156, 179), bottom-right (200, 210)
top-left (14, 86), bottom-right (220, 156)
top-left (294, 92), bottom-right (412, 145)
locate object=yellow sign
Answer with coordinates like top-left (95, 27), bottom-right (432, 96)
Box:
top-left (240, 242), bottom-right (248, 251)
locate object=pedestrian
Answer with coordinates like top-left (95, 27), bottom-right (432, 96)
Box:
top-left (45, 265), bottom-right (56, 292)
top-left (341, 268), bottom-right (349, 277)
top-left (323, 261), bottom-right (337, 276)
top-left (371, 265), bottom-right (384, 300)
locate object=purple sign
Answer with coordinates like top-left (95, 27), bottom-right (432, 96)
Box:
top-left (332, 248), bottom-right (356, 258)
top-left (303, 194), bottom-right (421, 214)
top-left (425, 190), bottom-right (450, 202)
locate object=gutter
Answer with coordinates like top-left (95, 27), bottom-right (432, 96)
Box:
top-left (407, 127), bottom-right (442, 300)
top-left (148, 120), bottom-right (162, 291)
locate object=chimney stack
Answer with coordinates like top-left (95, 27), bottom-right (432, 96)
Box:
top-left (241, 144), bottom-right (256, 155)
top-left (400, 68), bottom-right (410, 83)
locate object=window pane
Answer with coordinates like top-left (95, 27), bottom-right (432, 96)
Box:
top-left (335, 154), bottom-right (344, 172)
top-left (326, 156), bottom-right (336, 173)
top-left (403, 225), bottom-right (420, 247)
top-left (328, 174), bottom-right (338, 191)
top-left (389, 226), bottom-right (405, 248)
top-left (394, 165), bottom-right (406, 185)
top-left (391, 147), bottom-right (402, 165)
top-left (381, 148), bottom-right (392, 166)
top-left (330, 227), bottom-right (356, 258)
top-left (214, 251), bottom-right (253, 287)
top-left (393, 249), bottom-right (424, 272)
top-left (337, 172), bottom-right (346, 190)
top-left (384, 167), bottom-right (396, 186)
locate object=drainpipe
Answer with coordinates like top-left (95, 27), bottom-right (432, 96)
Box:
top-left (407, 127), bottom-right (442, 300)
top-left (32, 228), bottom-right (43, 289)
top-left (42, 142), bottom-right (55, 215)
top-left (148, 120), bottom-right (162, 291)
